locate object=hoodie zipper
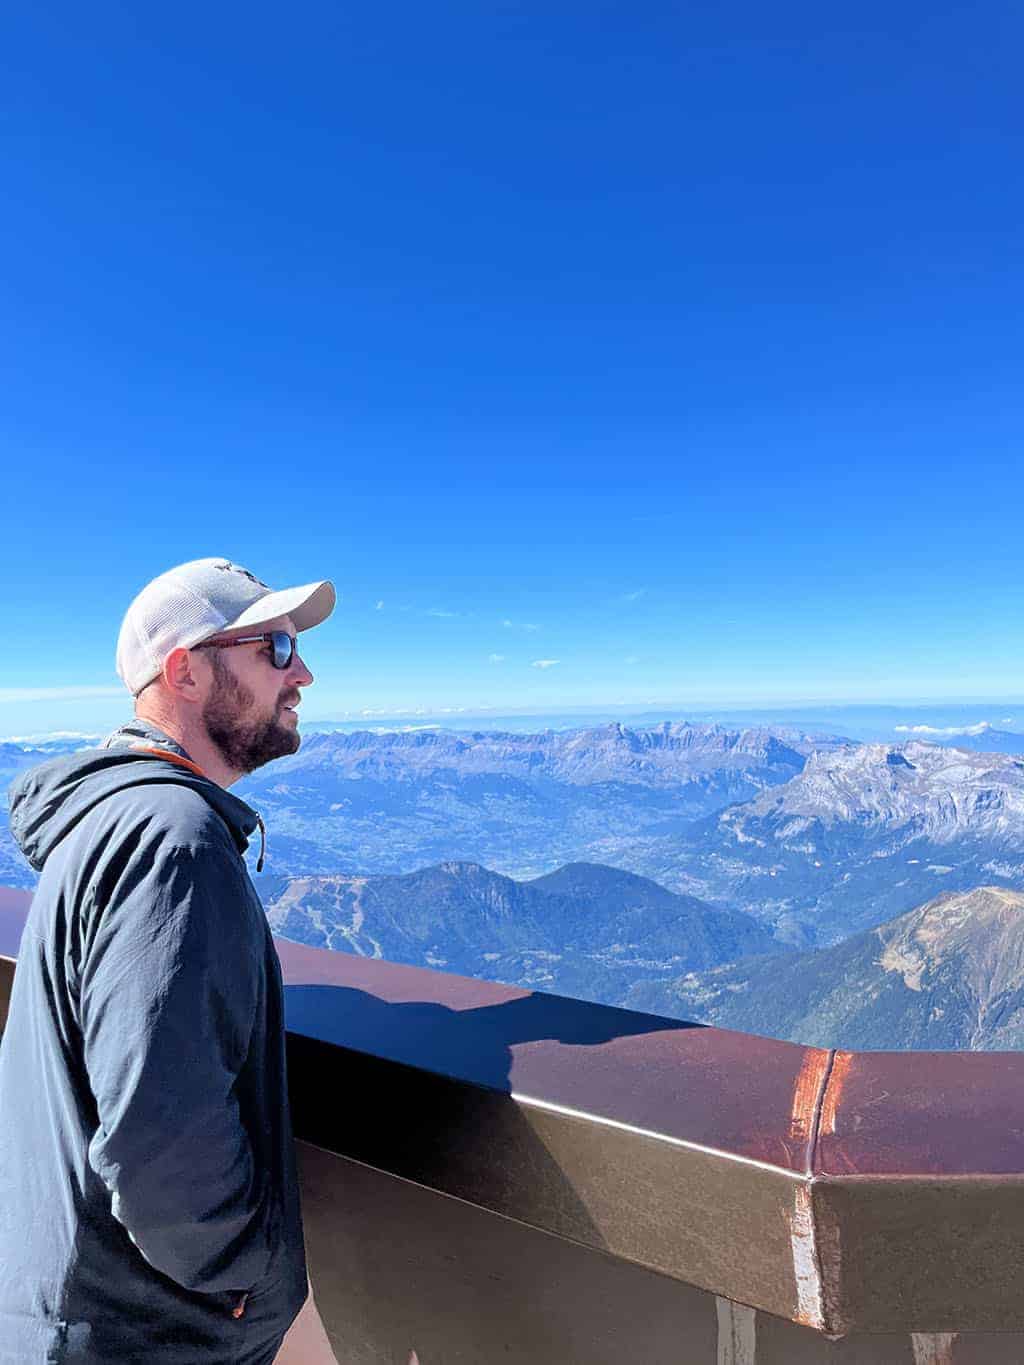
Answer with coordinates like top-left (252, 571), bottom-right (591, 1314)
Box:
top-left (232, 1292), bottom-right (249, 1319)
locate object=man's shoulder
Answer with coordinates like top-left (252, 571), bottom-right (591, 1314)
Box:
top-left (93, 781), bottom-right (238, 855)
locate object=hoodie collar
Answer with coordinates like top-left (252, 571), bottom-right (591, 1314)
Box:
top-left (101, 718), bottom-right (197, 764)
top-left (8, 721), bottom-right (266, 873)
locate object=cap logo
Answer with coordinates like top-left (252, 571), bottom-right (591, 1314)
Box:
top-left (214, 561), bottom-right (270, 590)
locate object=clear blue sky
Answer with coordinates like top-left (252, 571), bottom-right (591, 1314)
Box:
top-left (3, 2), bottom-right (1023, 734)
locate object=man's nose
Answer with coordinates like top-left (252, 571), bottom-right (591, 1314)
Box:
top-left (289, 650), bottom-right (314, 687)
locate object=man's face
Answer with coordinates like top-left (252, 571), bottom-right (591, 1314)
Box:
top-left (199, 614), bottom-right (314, 775)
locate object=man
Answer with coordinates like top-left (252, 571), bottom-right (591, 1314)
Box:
top-left (0, 558), bottom-right (339, 1364)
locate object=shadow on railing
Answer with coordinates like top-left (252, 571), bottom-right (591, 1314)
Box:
top-left (4, 885), bottom-right (1024, 1363)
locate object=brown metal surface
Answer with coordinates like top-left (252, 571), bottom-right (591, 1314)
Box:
top-left (298, 1141), bottom-right (723, 1365)
top-left (815, 1049), bottom-right (1024, 1176)
top-left (813, 1175), bottom-right (1024, 1334)
top-left (301, 1143), bottom-right (1024, 1363)
top-left (277, 935), bottom-right (828, 1173)
top-left (288, 1032), bottom-right (810, 1321)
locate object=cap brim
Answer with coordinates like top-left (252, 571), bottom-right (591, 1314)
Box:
top-left (228, 580), bottom-right (336, 634)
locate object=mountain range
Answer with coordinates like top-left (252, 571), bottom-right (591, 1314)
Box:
top-left (262, 859), bottom-right (777, 1000)
top-left (4, 713), bottom-right (1024, 1049)
top-left (4, 728), bottom-right (1024, 962)
top-left (0, 721), bottom-right (824, 889)
top-left (628, 742), bottom-right (1024, 947)
top-left (627, 886), bottom-right (1024, 1051)
top-left (232, 722), bottom-right (830, 880)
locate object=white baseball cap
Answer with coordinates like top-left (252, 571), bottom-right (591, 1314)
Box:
top-left (116, 557), bottom-right (336, 696)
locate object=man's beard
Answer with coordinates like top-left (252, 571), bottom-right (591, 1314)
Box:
top-left (202, 652), bottom-right (300, 774)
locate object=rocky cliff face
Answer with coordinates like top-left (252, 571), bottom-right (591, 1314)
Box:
top-left (755, 742), bottom-right (1024, 837)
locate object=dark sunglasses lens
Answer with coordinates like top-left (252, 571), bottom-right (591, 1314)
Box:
top-left (271, 633), bottom-right (296, 669)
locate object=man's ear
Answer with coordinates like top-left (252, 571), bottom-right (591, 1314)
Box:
top-left (162, 646), bottom-right (204, 703)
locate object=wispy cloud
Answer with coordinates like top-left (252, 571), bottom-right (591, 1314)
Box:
top-left (426, 608), bottom-right (459, 619)
top-left (488, 653), bottom-right (505, 664)
top-left (375, 600), bottom-right (385, 610)
top-left (894, 722), bottom-right (995, 737)
top-left (0, 685), bottom-right (124, 704)
top-left (1, 730), bottom-right (102, 743)
top-left (503, 619), bottom-right (541, 631)
top-left (531, 659), bottom-right (560, 669)
top-left (615, 588), bottom-right (646, 604)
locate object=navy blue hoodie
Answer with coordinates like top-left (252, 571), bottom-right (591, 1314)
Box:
top-left (0, 722), bottom-right (307, 1363)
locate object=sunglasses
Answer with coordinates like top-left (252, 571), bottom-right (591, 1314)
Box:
top-left (197, 631), bottom-right (299, 670)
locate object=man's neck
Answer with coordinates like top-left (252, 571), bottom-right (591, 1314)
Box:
top-left (132, 704), bottom-right (244, 790)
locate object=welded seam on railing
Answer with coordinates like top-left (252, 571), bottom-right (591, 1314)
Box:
top-left (807, 1048), bottom-right (838, 1176)
top-left (788, 1049), bottom-right (837, 1333)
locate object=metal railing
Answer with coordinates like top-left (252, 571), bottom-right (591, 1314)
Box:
top-left (3, 886), bottom-right (1023, 1363)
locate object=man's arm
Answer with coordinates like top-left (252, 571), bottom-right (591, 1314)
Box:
top-left (81, 825), bottom-right (277, 1295)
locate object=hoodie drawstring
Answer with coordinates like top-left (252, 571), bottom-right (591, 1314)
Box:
top-left (255, 813), bottom-right (267, 873)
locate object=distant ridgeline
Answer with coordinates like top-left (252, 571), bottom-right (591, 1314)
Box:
top-left (3, 722), bottom-right (1024, 1048)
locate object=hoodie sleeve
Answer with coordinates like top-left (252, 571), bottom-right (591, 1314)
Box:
top-left (80, 816), bottom-right (277, 1296)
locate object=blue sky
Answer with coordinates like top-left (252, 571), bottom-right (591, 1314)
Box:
top-left (2, 2), bottom-right (1023, 734)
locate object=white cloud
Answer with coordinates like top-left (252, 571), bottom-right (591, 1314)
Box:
top-left (894, 722), bottom-right (994, 737)
top-left (503, 619), bottom-right (541, 631)
top-left (531, 659), bottom-right (560, 669)
top-left (426, 608), bottom-right (458, 618)
top-left (1, 730), bottom-right (102, 743)
top-left (375, 600), bottom-right (385, 610)
top-left (616, 588), bottom-right (646, 604)
top-left (0, 686), bottom-right (124, 704)
top-left (488, 654), bottom-right (505, 664)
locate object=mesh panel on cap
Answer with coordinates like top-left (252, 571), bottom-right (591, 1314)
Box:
top-left (143, 579), bottom-right (226, 658)
top-left (122, 577), bottom-right (227, 693)
top-left (128, 608), bottom-right (156, 683)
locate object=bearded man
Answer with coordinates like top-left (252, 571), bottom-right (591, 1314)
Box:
top-left (0, 558), bottom-right (339, 1364)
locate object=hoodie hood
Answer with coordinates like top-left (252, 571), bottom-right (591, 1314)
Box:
top-left (8, 720), bottom-right (260, 872)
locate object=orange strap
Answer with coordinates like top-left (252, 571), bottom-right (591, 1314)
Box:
top-left (129, 746), bottom-right (207, 780)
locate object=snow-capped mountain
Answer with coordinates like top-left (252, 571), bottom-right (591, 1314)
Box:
top-left (634, 743), bottom-right (1024, 945)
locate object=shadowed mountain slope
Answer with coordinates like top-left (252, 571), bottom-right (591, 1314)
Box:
top-left (263, 859), bottom-right (777, 1002)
